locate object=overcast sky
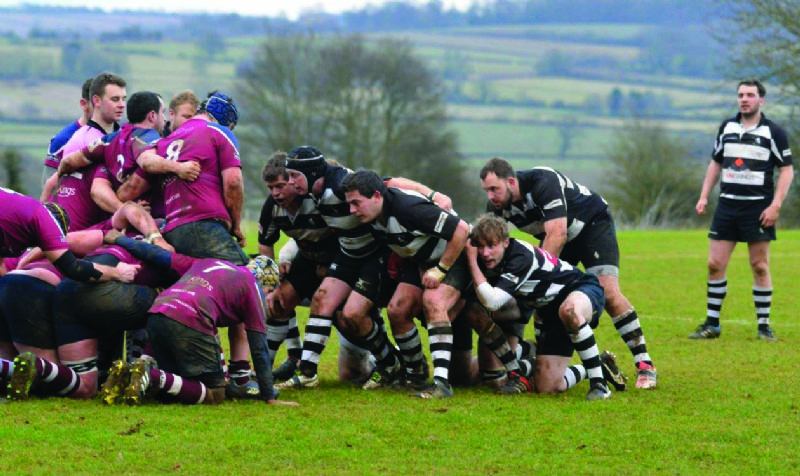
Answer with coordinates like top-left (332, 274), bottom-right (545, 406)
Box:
top-left (2, 0), bottom-right (477, 20)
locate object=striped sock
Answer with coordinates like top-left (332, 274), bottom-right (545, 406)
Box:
top-left (267, 317), bottom-right (290, 365)
top-left (36, 357), bottom-right (80, 396)
top-left (150, 368), bottom-right (207, 404)
top-left (570, 322), bottom-right (603, 387)
top-left (753, 286), bottom-right (772, 330)
top-left (299, 314), bottom-right (334, 376)
top-left (612, 309), bottom-right (653, 367)
top-left (359, 320), bottom-right (398, 368)
top-left (478, 322), bottom-right (520, 373)
top-left (706, 278), bottom-right (727, 328)
top-left (564, 364), bottom-right (587, 389)
top-left (428, 321), bottom-right (453, 383)
top-left (395, 327), bottom-right (425, 372)
top-left (285, 314), bottom-right (302, 360)
top-left (0, 358), bottom-right (13, 379)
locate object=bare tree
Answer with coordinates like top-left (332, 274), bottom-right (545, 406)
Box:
top-left (602, 119), bottom-right (705, 227)
top-left (712, 0), bottom-right (800, 226)
top-left (235, 33), bottom-right (480, 216)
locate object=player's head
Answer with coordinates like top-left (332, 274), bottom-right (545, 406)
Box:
top-left (263, 152), bottom-right (306, 205)
top-left (480, 157), bottom-right (516, 210)
top-left (340, 170), bottom-right (386, 223)
top-left (199, 90), bottom-right (239, 129)
top-left (127, 91), bottom-right (165, 132)
top-left (80, 77), bottom-right (94, 119)
top-left (90, 72), bottom-right (127, 123)
top-left (44, 202), bottom-right (70, 235)
top-left (285, 146), bottom-right (327, 192)
top-left (246, 255), bottom-right (280, 292)
top-left (168, 90), bottom-right (200, 132)
top-left (469, 214), bottom-right (510, 269)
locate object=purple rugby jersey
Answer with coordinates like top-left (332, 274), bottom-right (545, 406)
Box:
top-left (154, 117), bottom-right (241, 233)
top-left (149, 256), bottom-right (266, 337)
top-left (0, 187), bottom-right (69, 258)
top-left (52, 125), bottom-right (111, 231)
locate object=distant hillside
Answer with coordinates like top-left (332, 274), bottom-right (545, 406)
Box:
top-left (0, 0), bottom-right (733, 196)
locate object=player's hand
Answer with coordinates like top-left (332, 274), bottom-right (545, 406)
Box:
top-left (266, 291), bottom-right (284, 317)
top-left (178, 161), bottom-right (201, 182)
top-left (278, 261), bottom-right (292, 276)
top-left (695, 198), bottom-right (707, 215)
top-left (433, 192), bottom-right (453, 211)
top-left (464, 241), bottom-right (478, 263)
top-left (232, 227), bottom-right (246, 247)
top-left (760, 204), bottom-right (780, 227)
top-left (423, 266), bottom-right (446, 289)
top-left (115, 263), bottom-right (140, 283)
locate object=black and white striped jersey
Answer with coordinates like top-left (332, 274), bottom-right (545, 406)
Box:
top-left (257, 194), bottom-right (338, 264)
top-left (712, 113), bottom-right (792, 201)
top-left (486, 238), bottom-right (584, 309)
top-left (488, 167), bottom-right (608, 242)
top-left (317, 166), bottom-right (382, 259)
top-left (371, 187), bottom-right (462, 266)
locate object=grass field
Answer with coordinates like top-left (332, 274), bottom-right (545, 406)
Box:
top-left (1, 229), bottom-right (799, 474)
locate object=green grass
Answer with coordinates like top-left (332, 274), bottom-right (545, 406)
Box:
top-left (2, 229), bottom-right (799, 474)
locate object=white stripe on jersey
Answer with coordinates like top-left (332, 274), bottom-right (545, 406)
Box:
top-left (724, 142), bottom-right (770, 162)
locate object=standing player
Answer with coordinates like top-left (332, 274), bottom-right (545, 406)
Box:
top-left (341, 170), bottom-right (471, 399)
top-left (135, 90), bottom-right (252, 385)
top-left (479, 158), bottom-right (657, 389)
top-left (41, 77), bottom-right (94, 192)
top-left (47, 72), bottom-right (127, 231)
top-left (163, 90), bottom-right (201, 136)
top-left (691, 79), bottom-right (793, 342)
top-left (56, 91), bottom-right (199, 220)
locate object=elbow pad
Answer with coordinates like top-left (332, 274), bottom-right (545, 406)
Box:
top-left (53, 251), bottom-right (103, 282)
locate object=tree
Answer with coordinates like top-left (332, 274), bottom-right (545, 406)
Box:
top-left (601, 119), bottom-right (705, 227)
top-left (713, 0), bottom-right (800, 226)
top-left (235, 33), bottom-right (479, 216)
top-left (557, 116), bottom-right (581, 159)
top-left (1, 146), bottom-right (27, 195)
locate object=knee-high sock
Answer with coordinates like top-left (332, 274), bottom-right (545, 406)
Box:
top-left (563, 364), bottom-right (587, 389)
top-left (299, 314), bottom-right (334, 376)
top-left (706, 278), bottom-right (727, 328)
top-left (148, 368), bottom-right (207, 404)
top-left (356, 320), bottom-right (398, 369)
top-left (570, 322), bottom-right (603, 387)
top-left (428, 321), bottom-right (453, 383)
top-left (478, 322), bottom-right (520, 373)
top-left (36, 357), bottom-right (80, 397)
top-left (395, 327), bottom-right (425, 373)
top-left (285, 314), bottom-right (302, 360)
top-left (612, 309), bottom-right (653, 366)
top-left (753, 286), bottom-right (772, 330)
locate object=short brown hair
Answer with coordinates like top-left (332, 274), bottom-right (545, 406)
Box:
top-left (738, 78), bottom-right (766, 97)
top-left (469, 213), bottom-right (509, 246)
top-left (169, 90), bottom-right (200, 113)
top-left (90, 72), bottom-right (126, 100)
top-left (479, 157), bottom-right (515, 181)
top-left (262, 152), bottom-right (291, 183)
